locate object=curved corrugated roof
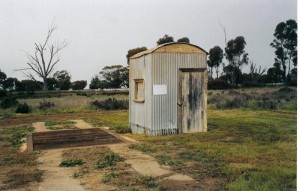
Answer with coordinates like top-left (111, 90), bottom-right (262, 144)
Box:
top-left (130, 42), bottom-right (208, 59)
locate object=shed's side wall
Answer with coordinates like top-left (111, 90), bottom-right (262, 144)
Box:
top-left (151, 53), bottom-right (207, 136)
top-left (129, 55), bottom-right (152, 134)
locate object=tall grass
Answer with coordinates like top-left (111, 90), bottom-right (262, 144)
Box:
top-left (17, 94), bottom-right (128, 114)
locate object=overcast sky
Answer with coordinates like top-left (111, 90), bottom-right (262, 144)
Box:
top-left (0, 0), bottom-right (297, 83)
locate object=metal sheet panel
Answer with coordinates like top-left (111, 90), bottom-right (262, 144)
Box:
top-left (151, 53), bottom-right (207, 136)
top-left (130, 52), bottom-right (207, 136)
top-left (129, 55), bottom-right (152, 134)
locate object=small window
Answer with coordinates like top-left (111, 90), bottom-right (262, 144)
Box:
top-left (134, 79), bottom-right (145, 103)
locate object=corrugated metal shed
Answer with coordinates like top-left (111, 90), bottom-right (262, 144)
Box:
top-left (129, 43), bottom-right (207, 136)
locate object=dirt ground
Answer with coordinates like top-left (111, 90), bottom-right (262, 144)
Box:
top-left (0, 112), bottom-right (118, 128)
top-left (17, 119), bottom-right (199, 191)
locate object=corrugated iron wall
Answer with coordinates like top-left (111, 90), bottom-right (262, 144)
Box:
top-left (151, 53), bottom-right (207, 136)
top-left (130, 53), bottom-right (207, 136)
top-left (129, 55), bottom-right (152, 134)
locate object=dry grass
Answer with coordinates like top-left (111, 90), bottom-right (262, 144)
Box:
top-left (0, 126), bottom-right (43, 190)
top-left (18, 94), bottom-right (128, 113)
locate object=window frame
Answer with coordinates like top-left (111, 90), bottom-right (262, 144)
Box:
top-left (133, 79), bottom-right (145, 103)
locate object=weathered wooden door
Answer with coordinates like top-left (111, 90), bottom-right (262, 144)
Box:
top-left (178, 69), bottom-right (206, 133)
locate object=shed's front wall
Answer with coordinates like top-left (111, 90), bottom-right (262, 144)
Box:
top-left (151, 53), bottom-right (207, 135)
top-left (129, 55), bottom-right (152, 134)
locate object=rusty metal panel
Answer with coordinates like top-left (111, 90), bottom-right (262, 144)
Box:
top-left (151, 53), bottom-right (207, 135)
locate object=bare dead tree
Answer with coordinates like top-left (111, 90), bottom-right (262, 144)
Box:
top-left (218, 20), bottom-right (227, 46)
top-left (18, 23), bottom-right (68, 90)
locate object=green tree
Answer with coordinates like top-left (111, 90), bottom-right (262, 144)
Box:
top-left (270, 19), bottom-right (297, 83)
top-left (225, 36), bottom-right (249, 86)
top-left (266, 62), bottom-right (283, 85)
top-left (16, 80), bottom-right (43, 91)
top-left (177, 37), bottom-right (190, 43)
top-left (46, 77), bottom-right (57, 90)
top-left (99, 65), bottom-right (129, 88)
top-left (157, 34), bottom-right (174, 45)
top-left (126, 47), bottom-right (147, 64)
top-left (89, 75), bottom-right (100, 89)
top-left (53, 70), bottom-right (71, 90)
top-left (71, 80), bottom-right (87, 90)
top-left (2, 78), bottom-right (18, 90)
top-left (0, 70), bottom-right (7, 89)
top-left (207, 46), bottom-right (223, 78)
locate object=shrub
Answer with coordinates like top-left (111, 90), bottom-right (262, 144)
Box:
top-left (278, 87), bottom-right (295, 93)
top-left (0, 89), bottom-right (7, 99)
top-left (0, 96), bottom-right (17, 109)
top-left (95, 152), bottom-right (124, 168)
top-left (15, 103), bottom-right (31, 113)
top-left (38, 101), bottom-right (55, 110)
top-left (208, 79), bottom-right (231, 90)
top-left (91, 98), bottom-right (128, 110)
top-left (59, 160), bottom-right (83, 167)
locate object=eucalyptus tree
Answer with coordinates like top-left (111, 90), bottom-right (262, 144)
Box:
top-left (225, 36), bottom-right (249, 86)
top-left (270, 19), bottom-right (297, 83)
top-left (207, 46), bottom-right (223, 78)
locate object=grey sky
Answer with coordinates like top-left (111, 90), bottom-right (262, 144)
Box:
top-left (0, 0), bottom-right (297, 83)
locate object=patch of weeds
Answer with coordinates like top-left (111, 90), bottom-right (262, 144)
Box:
top-left (45, 120), bottom-right (77, 130)
top-left (156, 154), bottom-right (174, 165)
top-left (135, 175), bottom-right (157, 188)
top-left (129, 143), bottom-right (156, 153)
top-left (9, 126), bottom-right (34, 146)
top-left (59, 159), bottom-right (84, 167)
top-left (102, 172), bottom-right (118, 183)
top-left (73, 171), bottom-right (83, 179)
top-left (38, 101), bottom-right (55, 110)
top-left (82, 117), bottom-right (104, 127)
top-left (111, 125), bottom-right (132, 134)
top-left (95, 152), bottom-right (124, 169)
top-left (91, 98), bottom-right (128, 110)
top-left (1, 169), bottom-right (43, 190)
top-left (177, 150), bottom-right (225, 178)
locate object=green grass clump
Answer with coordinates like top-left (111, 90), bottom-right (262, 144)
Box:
top-left (129, 143), bottom-right (156, 153)
top-left (59, 160), bottom-right (83, 167)
top-left (45, 120), bottom-right (77, 130)
top-left (102, 172), bottom-right (118, 183)
top-left (135, 175), bottom-right (157, 188)
top-left (95, 152), bottom-right (124, 169)
top-left (7, 126), bottom-right (34, 146)
top-left (111, 125), bottom-right (131, 134)
top-left (156, 154), bottom-right (174, 166)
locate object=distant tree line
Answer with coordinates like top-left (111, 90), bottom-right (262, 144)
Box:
top-left (207, 19), bottom-right (297, 89)
top-left (0, 69), bottom-right (87, 92)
